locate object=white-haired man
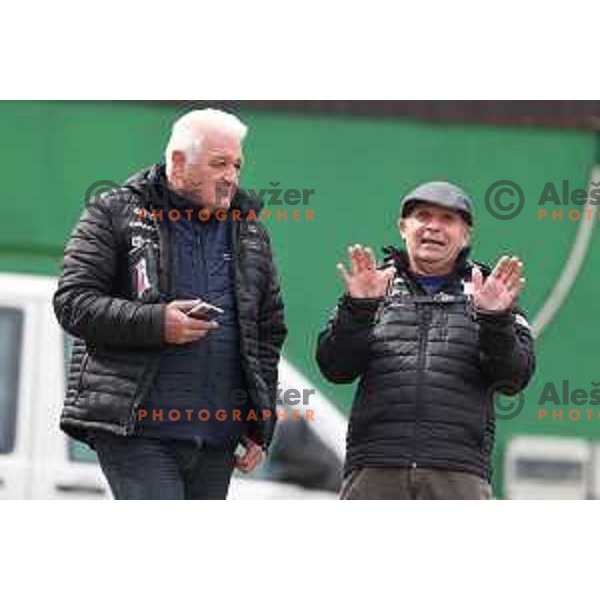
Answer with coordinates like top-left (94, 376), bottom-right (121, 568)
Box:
top-left (54, 109), bottom-right (287, 499)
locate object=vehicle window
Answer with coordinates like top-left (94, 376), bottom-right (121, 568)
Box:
top-left (515, 458), bottom-right (584, 482)
top-left (63, 333), bottom-right (73, 382)
top-left (0, 308), bottom-right (23, 454)
top-left (68, 438), bottom-right (98, 464)
top-left (61, 333), bottom-right (342, 481)
top-left (63, 333), bottom-right (99, 464)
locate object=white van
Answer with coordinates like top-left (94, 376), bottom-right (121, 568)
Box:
top-left (504, 435), bottom-right (596, 500)
top-left (0, 273), bottom-right (347, 500)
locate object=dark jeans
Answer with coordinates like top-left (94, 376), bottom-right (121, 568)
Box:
top-left (91, 432), bottom-right (236, 500)
top-left (340, 466), bottom-right (493, 500)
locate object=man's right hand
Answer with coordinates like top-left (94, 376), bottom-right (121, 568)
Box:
top-left (163, 299), bottom-right (218, 345)
top-left (337, 244), bottom-right (396, 299)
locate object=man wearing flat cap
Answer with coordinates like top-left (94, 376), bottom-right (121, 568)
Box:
top-left (316, 181), bottom-right (535, 499)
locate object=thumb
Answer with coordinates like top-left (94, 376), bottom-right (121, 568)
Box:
top-left (471, 266), bottom-right (483, 293)
top-left (382, 266), bottom-right (396, 294)
top-left (384, 266), bottom-right (396, 282)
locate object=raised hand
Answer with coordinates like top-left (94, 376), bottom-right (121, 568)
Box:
top-left (337, 244), bottom-right (396, 299)
top-left (472, 256), bottom-right (525, 313)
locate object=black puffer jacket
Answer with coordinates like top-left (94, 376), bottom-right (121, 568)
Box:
top-left (54, 164), bottom-right (287, 449)
top-left (316, 247), bottom-right (535, 481)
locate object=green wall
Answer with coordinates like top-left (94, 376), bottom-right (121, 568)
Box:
top-left (1, 101), bottom-right (598, 497)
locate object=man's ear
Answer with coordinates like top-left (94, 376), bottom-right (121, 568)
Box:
top-left (398, 217), bottom-right (407, 241)
top-left (171, 150), bottom-right (186, 177)
top-left (462, 226), bottom-right (472, 248)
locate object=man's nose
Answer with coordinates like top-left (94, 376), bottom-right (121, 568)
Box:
top-left (222, 165), bottom-right (238, 184)
top-left (425, 220), bottom-right (441, 232)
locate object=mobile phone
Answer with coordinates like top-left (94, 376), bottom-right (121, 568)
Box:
top-left (186, 301), bottom-right (224, 321)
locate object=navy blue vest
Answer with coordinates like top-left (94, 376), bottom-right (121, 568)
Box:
top-left (137, 195), bottom-right (248, 446)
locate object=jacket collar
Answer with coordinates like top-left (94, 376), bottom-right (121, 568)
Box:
top-left (381, 245), bottom-right (489, 291)
top-left (125, 163), bottom-right (263, 216)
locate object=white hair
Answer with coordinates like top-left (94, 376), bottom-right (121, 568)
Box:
top-left (165, 108), bottom-right (248, 176)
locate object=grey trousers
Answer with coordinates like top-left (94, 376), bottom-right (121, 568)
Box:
top-left (340, 466), bottom-right (493, 500)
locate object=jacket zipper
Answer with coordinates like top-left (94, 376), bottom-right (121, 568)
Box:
top-left (155, 210), bottom-right (172, 295)
top-left (231, 222), bottom-right (269, 455)
top-left (412, 301), bottom-right (432, 470)
top-left (125, 204), bottom-right (172, 433)
top-left (197, 223), bottom-right (213, 408)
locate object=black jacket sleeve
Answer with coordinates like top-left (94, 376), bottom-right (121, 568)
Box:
top-left (257, 232), bottom-right (288, 400)
top-left (53, 196), bottom-right (165, 350)
top-left (316, 294), bottom-right (381, 384)
top-left (476, 306), bottom-right (535, 394)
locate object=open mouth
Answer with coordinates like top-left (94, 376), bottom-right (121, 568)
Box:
top-left (420, 238), bottom-right (446, 248)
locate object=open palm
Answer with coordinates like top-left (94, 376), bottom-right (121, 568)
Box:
top-left (472, 256), bottom-right (525, 312)
top-left (337, 245), bottom-right (396, 299)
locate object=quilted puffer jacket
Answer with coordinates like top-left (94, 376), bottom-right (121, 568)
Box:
top-left (316, 247), bottom-right (535, 481)
top-left (54, 164), bottom-right (287, 449)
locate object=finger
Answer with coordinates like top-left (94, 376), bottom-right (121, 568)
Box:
top-left (243, 450), bottom-right (262, 471)
top-left (383, 266), bottom-right (396, 292)
top-left (241, 437), bottom-right (257, 450)
top-left (471, 265), bottom-right (484, 293)
top-left (181, 332), bottom-right (210, 344)
top-left (350, 244), bottom-right (366, 273)
top-left (504, 259), bottom-right (523, 290)
top-left (515, 259), bottom-right (524, 278)
top-left (364, 247), bottom-right (377, 271)
top-left (500, 256), bottom-right (519, 284)
top-left (507, 276), bottom-right (525, 295)
top-left (234, 455), bottom-right (248, 470)
top-left (236, 451), bottom-right (257, 472)
top-left (241, 442), bottom-right (260, 459)
top-left (182, 325), bottom-right (216, 342)
top-left (490, 256), bottom-right (510, 281)
top-left (512, 258), bottom-right (523, 281)
top-left (356, 244), bottom-right (373, 272)
top-left (498, 256), bottom-right (518, 283)
top-left (347, 245), bottom-right (360, 275)
top-left (383, 266), bottom-right (396, 280)
top-left (244, 439), bottom-right (262, 458)
top-left (337, 262), bottom-right (351, 286)
top-left (187, 330), bottom-right (212, 342)
top-left (247, 456), bottom-right (261, 471)
top-left (187, 318), bottom-right (219, 331)
top-left (355, 244), bottom-right (369, 272)
top-left (181, 332), bottom-right (213, 344)
top-left (174, 335), bottom-right (200, 345)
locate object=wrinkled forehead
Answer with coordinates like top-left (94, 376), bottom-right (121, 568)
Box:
top-left (199, 127), bottom-right (242, 149)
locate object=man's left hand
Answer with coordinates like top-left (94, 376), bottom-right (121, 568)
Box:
top-left (235, 437), bottom-right (264, 473)
top-left (472, 256), bottom-right (525, 312)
